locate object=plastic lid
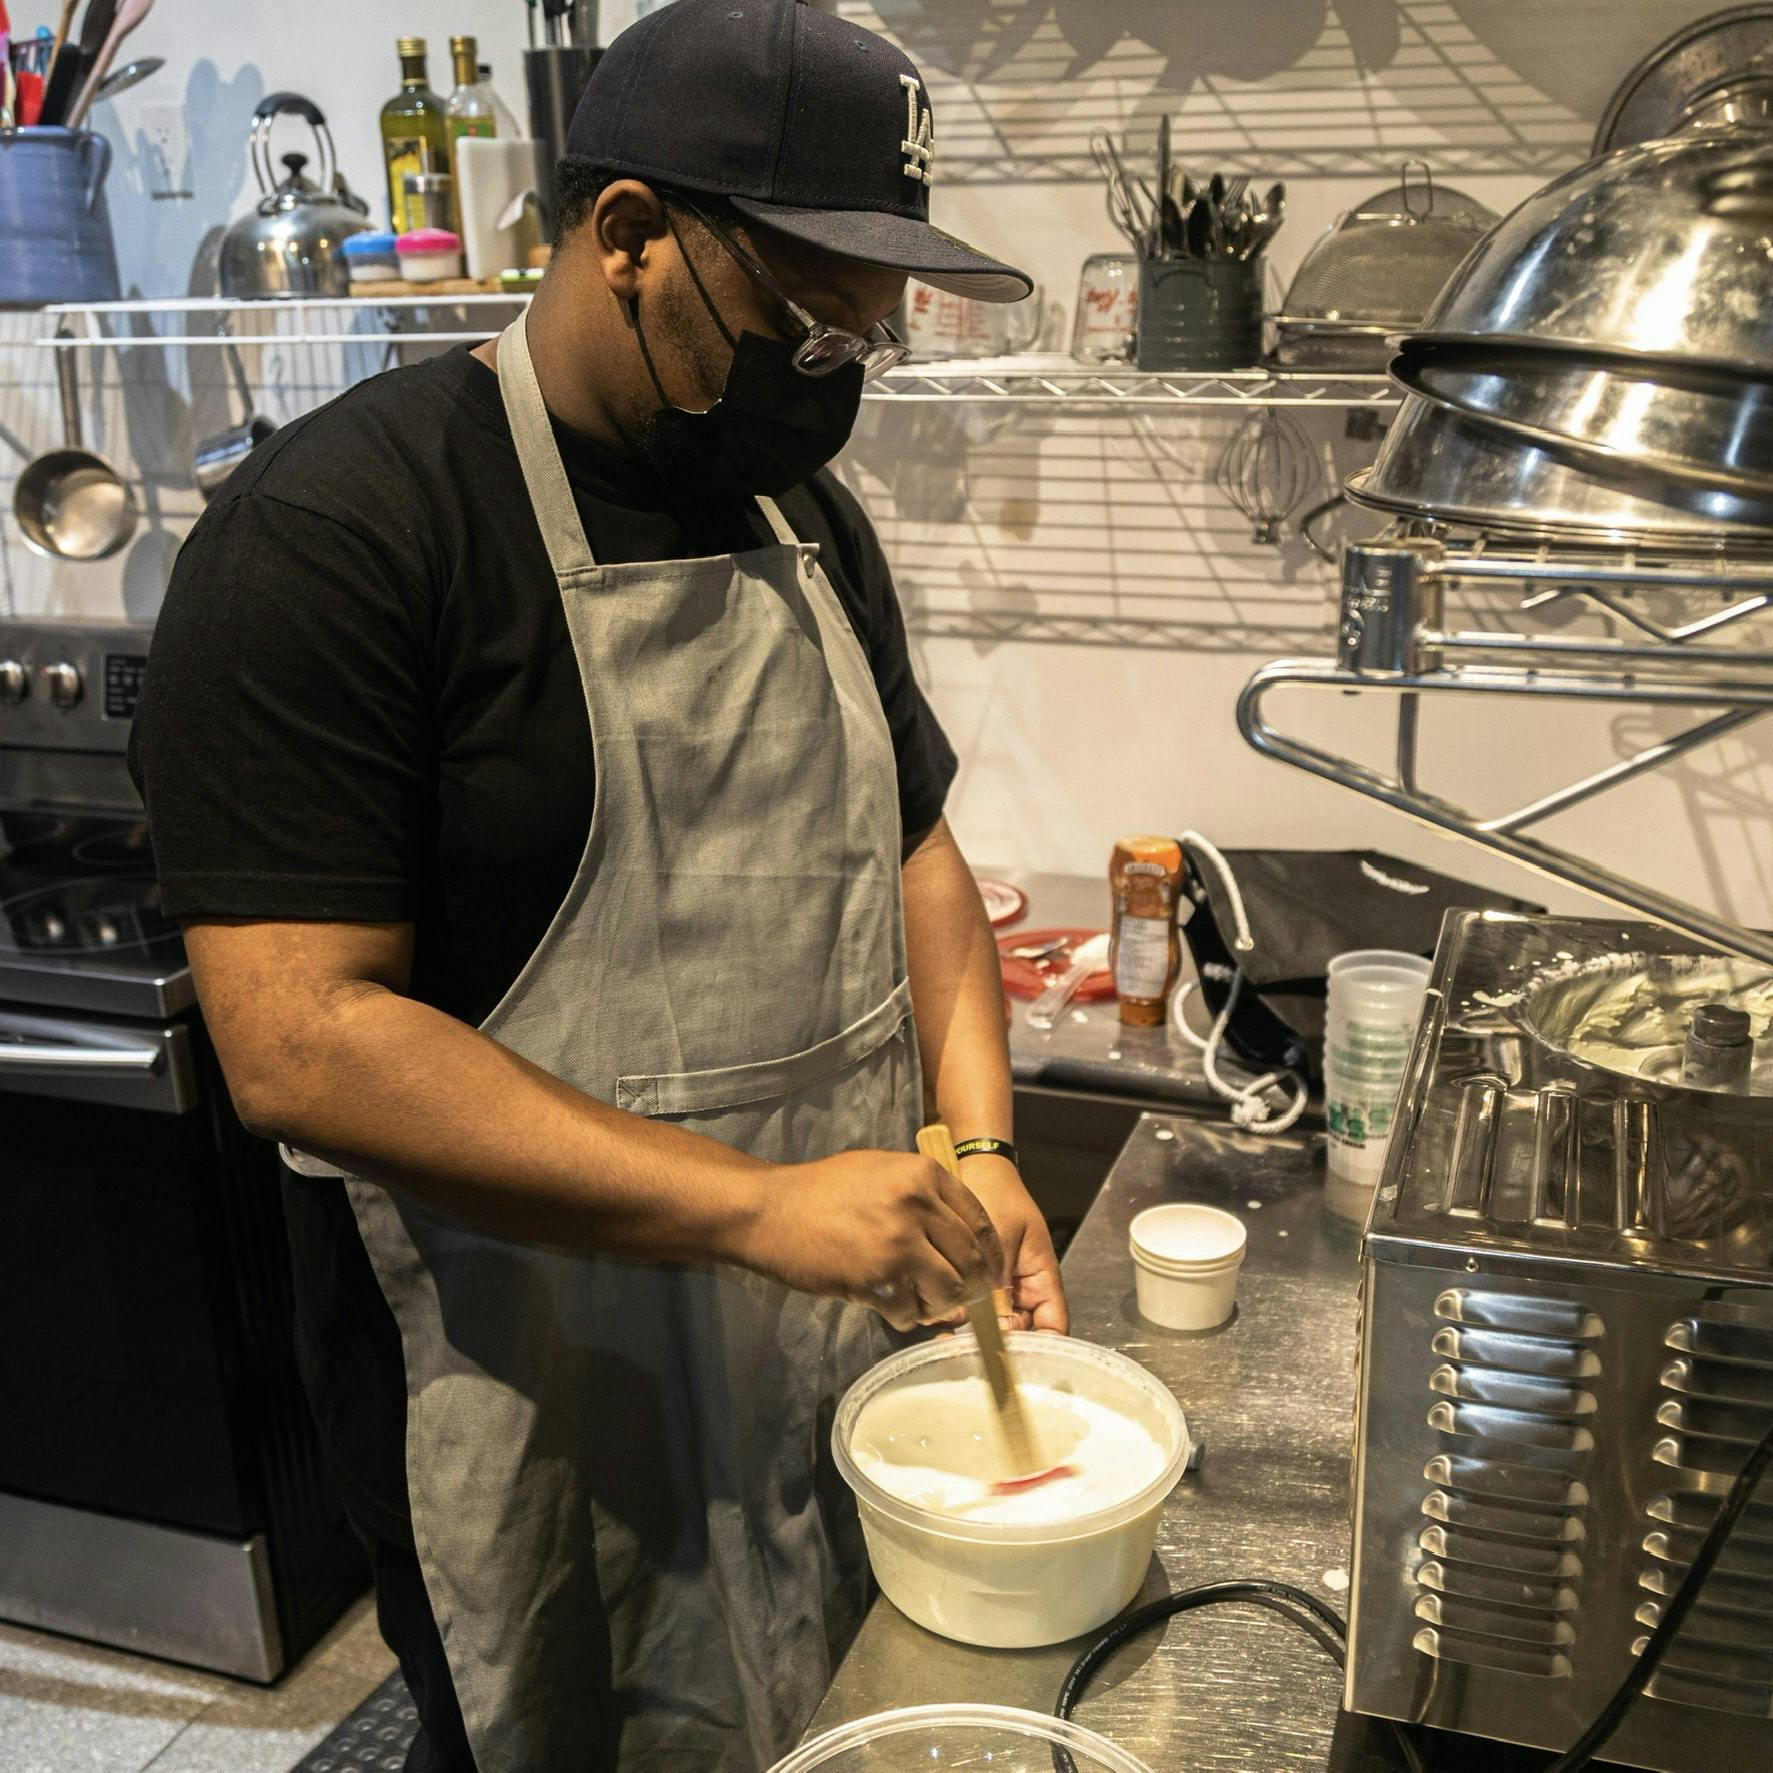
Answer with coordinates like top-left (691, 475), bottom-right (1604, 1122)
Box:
top-left (1130, 1203), bottom-right (1247, 1273)
top-left (396, 228), bottom-right (462, 253)
top-left (769, 1704), bottom-right (1155, 1773)
top-left (342, 231), bottom-right (397, 255)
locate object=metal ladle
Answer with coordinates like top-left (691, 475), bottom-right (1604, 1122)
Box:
top-left (13, 327), bottom-right (137, 562)
top-left (193, 335), bottom-right (276, 502)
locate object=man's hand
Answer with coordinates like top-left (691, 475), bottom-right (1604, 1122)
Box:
top-left (958, 1155), bottom-right (1070, 1335)
top-left (738, 1151), bottom-right (999, 1332)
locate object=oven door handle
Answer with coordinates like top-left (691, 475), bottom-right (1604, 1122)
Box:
top-left (0, 1040), bottom-right (164, 1072)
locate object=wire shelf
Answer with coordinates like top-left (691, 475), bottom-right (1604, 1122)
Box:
top-left (21, 308), bottom-right (1399, 409)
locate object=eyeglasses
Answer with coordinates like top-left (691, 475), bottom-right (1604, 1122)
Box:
top-left (668, 199), bottom-right (912, 385)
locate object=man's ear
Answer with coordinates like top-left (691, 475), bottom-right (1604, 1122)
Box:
top-left (593, 180), bottom-right (668, 305)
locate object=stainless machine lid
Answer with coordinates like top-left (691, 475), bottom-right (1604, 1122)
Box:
top-left (1371, 912), bottom-right (1773, 1282)
top-left (1596, 5), bottom-right (1773, 153)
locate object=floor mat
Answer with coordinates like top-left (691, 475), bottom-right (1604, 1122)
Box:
top-left (290, 1668), bottom-right (417, 1771)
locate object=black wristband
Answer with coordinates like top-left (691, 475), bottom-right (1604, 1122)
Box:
top-left (953, 1136), bottom-right (1018, 1166)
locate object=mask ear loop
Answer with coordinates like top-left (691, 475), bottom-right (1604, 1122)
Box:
top-left (630, 203), bottom-right (744, 413)
top-left (662, 204), bottom-right (740, 352)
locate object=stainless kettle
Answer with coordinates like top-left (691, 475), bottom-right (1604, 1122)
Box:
top-left (218, 92), bottom-right (372, 299)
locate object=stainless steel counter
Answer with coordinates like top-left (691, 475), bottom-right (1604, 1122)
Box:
top-left (811, 1113), bottom-right (1395, 1771)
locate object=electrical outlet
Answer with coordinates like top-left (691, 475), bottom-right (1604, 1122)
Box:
top-left (141, 102), bottom-right (192, 201)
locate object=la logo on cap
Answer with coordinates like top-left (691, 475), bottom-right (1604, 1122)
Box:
top-left (900, 74), bottom-right (934, 187)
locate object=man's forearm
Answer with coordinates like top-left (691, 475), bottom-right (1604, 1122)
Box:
top-left (241, 981), bottom-right (769, 1260)
top-left (901, 818), bottom-right (1014, 1145)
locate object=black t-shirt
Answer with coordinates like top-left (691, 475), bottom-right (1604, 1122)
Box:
top-left (128, 345), bottom-right (956, 1531)
top-left (129, 344), bottom-right (955, 1026)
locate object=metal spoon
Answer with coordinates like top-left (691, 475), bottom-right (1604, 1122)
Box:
top-left (1025, 932), bottom-right (1112, 1030)
top-left (91, 53), bottom-right (162, 106)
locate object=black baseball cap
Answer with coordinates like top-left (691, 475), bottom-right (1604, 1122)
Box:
top-left (564, 0), bottom-right (1032, 302)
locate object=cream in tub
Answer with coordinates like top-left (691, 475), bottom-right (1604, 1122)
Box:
top-left (833, 1333), bottom-right (1192, 1647)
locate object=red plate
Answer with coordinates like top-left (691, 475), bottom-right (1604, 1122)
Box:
top-left (997, 926), bottom-right (1116, 1002)
top-left (975, 875), bottom-right (1028, 928)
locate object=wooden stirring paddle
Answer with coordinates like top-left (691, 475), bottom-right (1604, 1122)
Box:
top-left (917, 1124), bottom-right (1075, 1494)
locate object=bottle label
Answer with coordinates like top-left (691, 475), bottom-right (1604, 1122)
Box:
top-left (387, 140), bottom-right (425, 233)
top-left (1114, 914), bottom-right (1173, 1003)
top-left (450, 117), bottom-right (496, 141)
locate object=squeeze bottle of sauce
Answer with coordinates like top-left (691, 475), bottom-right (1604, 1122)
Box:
top-left (1110, 836), bottom-right (1185, 1028)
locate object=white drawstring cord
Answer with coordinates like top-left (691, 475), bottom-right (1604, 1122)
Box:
top-left (1173, 832), bottom-right (1309, 1135)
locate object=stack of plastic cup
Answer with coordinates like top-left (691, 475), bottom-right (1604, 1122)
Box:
top-left (1323, 950), bottom-right (1432, 1224)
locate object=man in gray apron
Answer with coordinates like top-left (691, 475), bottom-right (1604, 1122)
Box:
top-left (133, 4), bottom-right (1066, 1769)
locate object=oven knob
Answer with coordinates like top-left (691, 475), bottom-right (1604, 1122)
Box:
top-left (43, 663), bottom-right (83, 709)
top-left (0, 660), bottom-right (26, 705)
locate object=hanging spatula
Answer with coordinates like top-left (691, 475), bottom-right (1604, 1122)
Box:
top-left (917, 1124), bottom-right (1075, 1494)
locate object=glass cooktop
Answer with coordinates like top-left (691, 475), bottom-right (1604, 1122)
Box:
top-left (0, 808), bottom-right (192, 1018)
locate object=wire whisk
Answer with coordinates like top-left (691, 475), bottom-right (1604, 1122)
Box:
top-left (1215, 410), bottom-right (1319, 545)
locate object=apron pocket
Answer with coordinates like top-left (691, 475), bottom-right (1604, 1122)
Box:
top-left (616, 978), bottom-right (914, 1119)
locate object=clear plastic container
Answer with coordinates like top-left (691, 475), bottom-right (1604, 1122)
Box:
top-left (833, 1334), bottom-right (1190, 1648)
top-left (768, 1704), bottom-right (1155, 1773)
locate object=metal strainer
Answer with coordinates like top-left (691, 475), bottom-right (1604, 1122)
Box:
top-left (1273, 164), bottom-right (1497, 370)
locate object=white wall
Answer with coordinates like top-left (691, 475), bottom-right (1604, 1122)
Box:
top-left (3, 0), bottom-right (1767, 934)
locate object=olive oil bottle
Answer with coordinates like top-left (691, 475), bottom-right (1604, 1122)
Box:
top-left (380, 38), bottom-right (448, 235)
top-left (444, 34), bottom-right (498, 229)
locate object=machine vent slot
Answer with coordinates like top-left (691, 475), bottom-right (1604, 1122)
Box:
top-left (1660, 1356), bottom-right (1773, 1411)
top-left (1633, 1311), bottom-right (1773, 1715)
top-left (1666, 1317), bottom-right (1773, 1373)
top-left (1410, 1626), bottom-right (1572, 1678)
top-left (1430, 1325), bottom-right (1599, 1379)
top-left (1414, 1293), bottom-right (1599, 1680)
top-left (1644, 1528), bottom-right (1773, 1585)
top-left (1439, 1079), bottom-right (1583, 1226)
top-left (1415, 1559), bottom-right (1577, 1613)
top-left (1426, 1401), bottom-right (1594, 1455)
top-left (1434, 1289), bottom-right (1602, 1342)
top-left (1423, 1489), bottom-right (1584, 1544)
top-left (1646, 1492), bottom-right (1773, 1545)
top-left (1414, 1592), bottom-right (1575, 1648)
top-left (1418, 1524), bottom-right (1581, 1580)
top-left (1638, 1566), bottom-right (1773, 1617)
top-left (1429, 1363), bottom-right (1595, 1417)
top-left (1423, 1454), bottom-right (1587, 1511)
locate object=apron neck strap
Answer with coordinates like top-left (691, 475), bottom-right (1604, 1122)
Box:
top-left (496, 312), bottom-right (599, 576)
top-left (755, 494), bottom-right (798, 548)
top-left (495, 312), bottom-right (807, 568)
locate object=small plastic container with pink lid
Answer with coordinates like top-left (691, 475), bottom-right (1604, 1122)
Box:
top-left (396, 228), bottom-right (464, 283)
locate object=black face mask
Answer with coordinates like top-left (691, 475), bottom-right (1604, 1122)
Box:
top-left (630, 300), bottom-right (865, 501)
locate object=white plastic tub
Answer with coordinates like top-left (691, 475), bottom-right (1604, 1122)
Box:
top-left (833, 1334), bottom-right (1190, 1648)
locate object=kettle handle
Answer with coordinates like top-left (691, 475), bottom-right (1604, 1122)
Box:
top-left (76, 130), bottom-right (112, 213)
top-left (249, 92), bottom-right (336, 198)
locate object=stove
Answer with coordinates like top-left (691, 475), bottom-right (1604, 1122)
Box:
top-left (0, 618), bottom-right (363, 1682)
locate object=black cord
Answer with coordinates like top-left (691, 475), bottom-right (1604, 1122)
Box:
top-left (1052, 1579), bottom-right (1429, 1773)
top-left (1541, 1413), bottom-right (1773, 1773)
top-left (1050, 1416), bottom-right (1773, 1773)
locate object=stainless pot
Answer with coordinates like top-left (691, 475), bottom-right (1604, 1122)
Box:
top-left (1346, 392), bottom-right (1773, 546)
top-left (13, 329), bottom-right (138, 562)
top-left (1414, 133), bottom-right (1773, 378)
top-left (218, 92), bottom-right (371, 299)
top-left (1389, 341), bottom-right (1773, 527)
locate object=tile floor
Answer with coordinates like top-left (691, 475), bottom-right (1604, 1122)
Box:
top-left (0, 1597), bottom-right (395, 1773)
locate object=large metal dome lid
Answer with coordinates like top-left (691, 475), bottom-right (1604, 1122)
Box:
top-left (1411, 131), bottom-right (1773, 378)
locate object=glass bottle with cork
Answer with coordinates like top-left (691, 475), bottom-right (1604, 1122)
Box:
top-left (381, 37), bottom-right (449, 235)
top-left (1109, 837), bottom-right (1186, 1027)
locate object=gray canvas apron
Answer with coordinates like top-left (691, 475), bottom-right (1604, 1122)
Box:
top-left (287, 312), bottom-right (920, 1770)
